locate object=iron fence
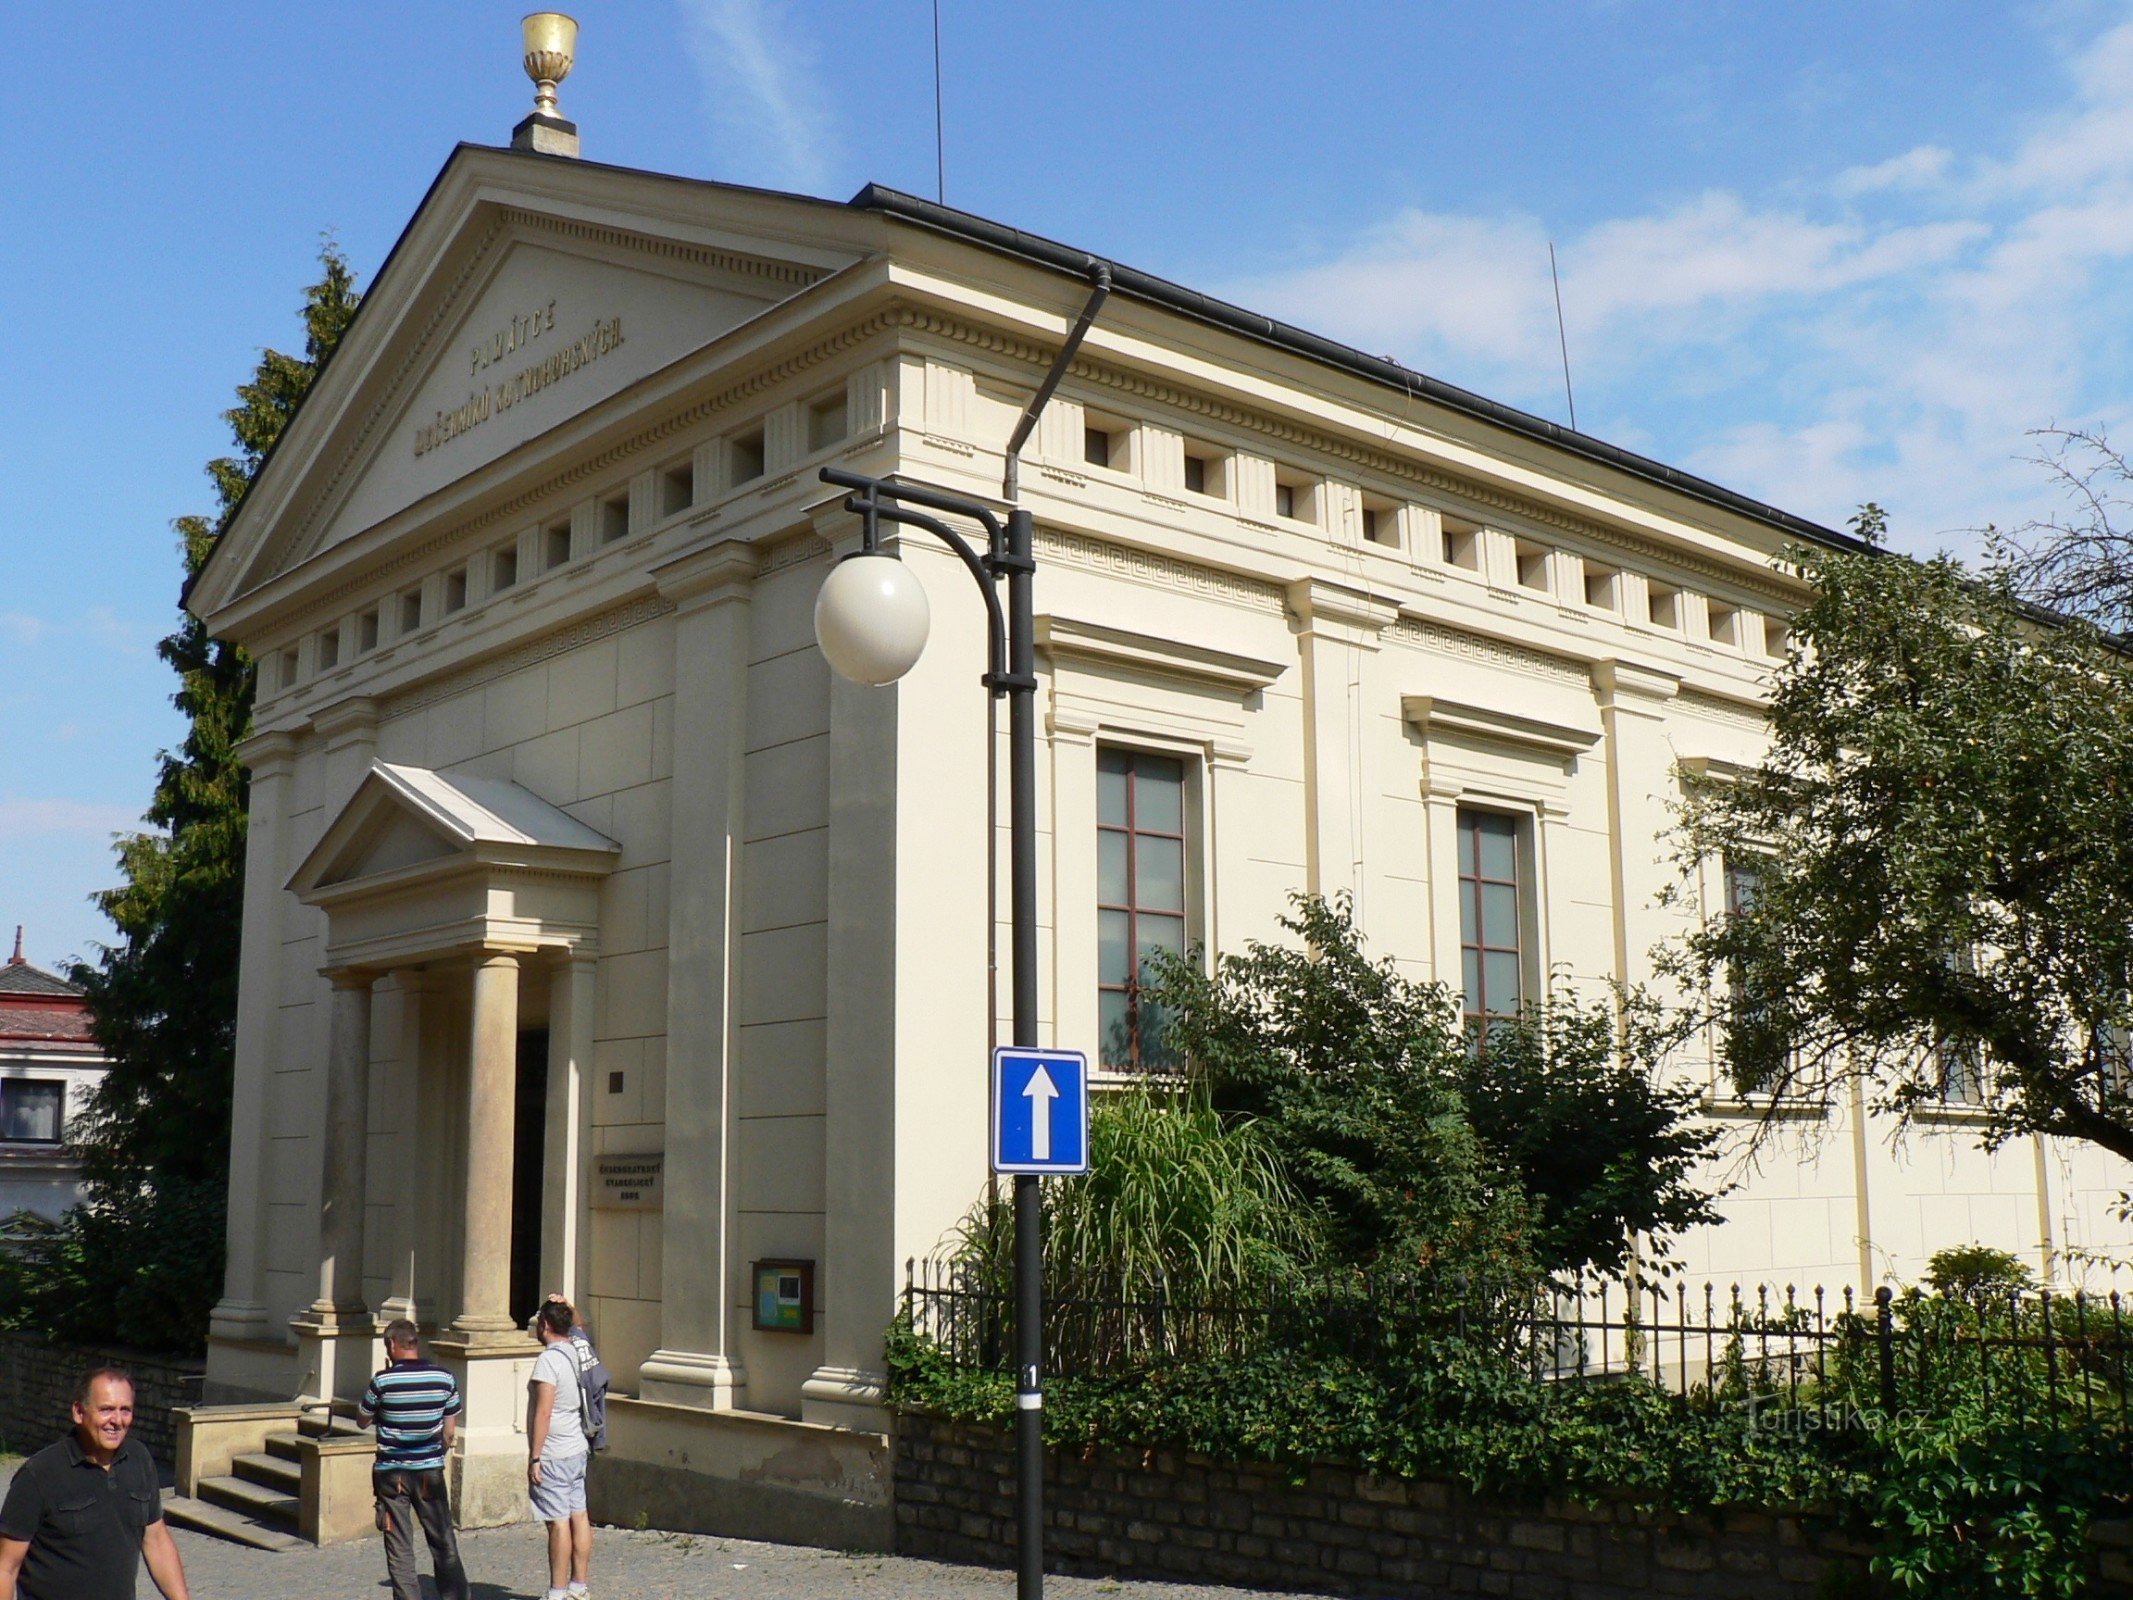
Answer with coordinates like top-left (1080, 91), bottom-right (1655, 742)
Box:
top-left (905, 1256), bottom-right (2133, 1430)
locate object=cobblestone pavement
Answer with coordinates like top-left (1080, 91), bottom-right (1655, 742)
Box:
top-left (0, 1453), bottom-right (1293, 1598)
top-left (146, 1520), bottom-right (1291, 1600)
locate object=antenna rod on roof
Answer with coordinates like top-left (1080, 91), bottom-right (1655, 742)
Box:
top-left (932, 0), bottom-right (946, 204)
top-left (1549, 241), bottom-right (1577, 433)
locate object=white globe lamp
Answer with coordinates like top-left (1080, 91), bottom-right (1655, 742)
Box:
top-left (814, 554), bottom-right (931, 685)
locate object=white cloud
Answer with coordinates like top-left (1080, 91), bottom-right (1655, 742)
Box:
top-left (676, 0), bottom-right (835, 193)
top-left (0, 800), bottom-right (144, 844)
top-left (1832, 145), bottom-right (1954, 199)
top-left (1219, 16), bottom-right (2133, 553)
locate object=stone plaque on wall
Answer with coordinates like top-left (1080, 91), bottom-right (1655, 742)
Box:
top-left (593, 1154), bottom-right (663, 1209)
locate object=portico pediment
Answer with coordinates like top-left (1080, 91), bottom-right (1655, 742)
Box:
top-left (289, 760), bottom-right (619, 969)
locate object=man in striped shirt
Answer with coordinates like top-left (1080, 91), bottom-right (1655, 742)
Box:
top-left (359, 1320), bottom-right (468, 1600)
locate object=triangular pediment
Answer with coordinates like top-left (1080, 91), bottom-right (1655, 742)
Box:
top-left (290, 760), bottom-right (619, 900)
top-left (192, 147), bottom-right (876, 617)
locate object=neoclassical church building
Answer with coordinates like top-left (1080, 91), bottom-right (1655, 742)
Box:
top-left (177, 68), bottom-right (2131, 1543)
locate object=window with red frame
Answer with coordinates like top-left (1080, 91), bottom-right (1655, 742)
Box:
top-left (1457, 809), bottom-right (1525, 1033)
top-left (1098, 749), bottom-right (1187, 1069)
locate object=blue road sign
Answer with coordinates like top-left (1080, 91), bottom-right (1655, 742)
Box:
top-left (991, 1047), bottom-right (1090, 1175)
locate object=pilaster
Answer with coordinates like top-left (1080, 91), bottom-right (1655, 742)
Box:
top-left (211, 728), bottom-right (300, 1353)
top-left (639, 540), bottom-right (759, 1409)
top-left (1286, 579), bottom-right (1399, 913)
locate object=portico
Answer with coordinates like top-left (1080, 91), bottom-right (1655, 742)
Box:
top-left (285, 761), bottom-right (615, 1520)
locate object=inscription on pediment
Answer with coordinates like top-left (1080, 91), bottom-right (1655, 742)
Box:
top-left (311, 239), bottom-right (785, 557)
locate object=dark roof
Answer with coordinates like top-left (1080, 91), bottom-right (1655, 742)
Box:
top-left (0, 949), bottom-right (79, 999)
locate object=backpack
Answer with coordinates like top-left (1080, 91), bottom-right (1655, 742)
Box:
top-left (567, 1330), bottom-right (611, 1453)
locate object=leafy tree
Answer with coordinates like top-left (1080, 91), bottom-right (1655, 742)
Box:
top-left (11, 246), bottom-right (362, 1352)
top-left (1147, 897), bottom-right (1528, 1276)
top-left (1663, 519), bottom-right (2133, 1168)
top-left (1146, 896), bottom-right (1719, 1281)
top-left (1452, 993), bottom-right (1722, 1280)
top-left (1994, 427), bottom-right (2133, 631)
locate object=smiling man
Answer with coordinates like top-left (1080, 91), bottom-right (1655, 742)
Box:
top-left (0, 1368), bottom-right (191, 1600)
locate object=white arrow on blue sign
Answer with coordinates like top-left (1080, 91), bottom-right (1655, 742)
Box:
top-left (991, 1047), bottom-right (1090, 1175)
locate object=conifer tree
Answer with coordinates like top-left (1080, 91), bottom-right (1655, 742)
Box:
top-left (19, 247), bottom-right (362, 1350)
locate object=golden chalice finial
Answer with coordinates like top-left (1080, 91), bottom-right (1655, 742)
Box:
top-left (521, 13), bottom-right (578, 121)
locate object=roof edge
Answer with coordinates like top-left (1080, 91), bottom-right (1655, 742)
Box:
top-left (847, 183), bottom-right (1869, 558)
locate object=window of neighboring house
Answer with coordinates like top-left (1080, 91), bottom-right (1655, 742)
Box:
top-left (443, 568), bottom-right (468, 615)
top-left (399, 591), bottom-right (422, 636)
top-left (1098, 749), bottom-right (1189, 1070)
top-left (317, 626), bottom-right (341, 671)
top-left (492, 545), bottom-right (518, 593)
top-left (0, 1080), bottom-right (63, 1143)
top-left (543, 519), bottom-right (573, 571)
top-left (1457, 809), bottom-right (1526, 1034)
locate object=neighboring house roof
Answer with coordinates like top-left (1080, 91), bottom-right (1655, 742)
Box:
top-left (0, 929), bottom-right (81, 998)
top-left (0, 927), bottom-right (99, 1051)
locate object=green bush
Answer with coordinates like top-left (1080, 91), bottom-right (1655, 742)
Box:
top-left (949, 1081), bottom-right (1313, 1305)
top-left (1144, 895), bottom-right (1720, 1280)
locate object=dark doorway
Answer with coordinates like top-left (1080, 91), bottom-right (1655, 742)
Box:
top-left (510, 1029), bottom-right (550, 1327)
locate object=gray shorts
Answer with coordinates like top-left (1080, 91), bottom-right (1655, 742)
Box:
top-left (529, 1448), bottom-right (588, 1522)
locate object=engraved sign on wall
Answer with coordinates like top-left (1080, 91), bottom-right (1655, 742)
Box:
top-left (412, 300), bottom-right (626, 458)
top-left (592, 1154), bottom-right (663, 1209)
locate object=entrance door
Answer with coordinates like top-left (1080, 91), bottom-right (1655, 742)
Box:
top-left (510, 1029), bottom-right (550, 1326)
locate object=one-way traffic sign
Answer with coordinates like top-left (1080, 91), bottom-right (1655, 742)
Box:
top-left (991, 1047), bottom-right (1090, 1175)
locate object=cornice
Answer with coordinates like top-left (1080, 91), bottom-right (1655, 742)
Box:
top-left (1032, 528), bottom-right (1287, 615)
top-left (1402, 694), bottom-right (1601, 759)
top-left (895, 306), bottom-right (1800, 606)
top-left (497, 208), bottom-right (828, 289)
top-left (282, 218), bottom-right (510, 569)
top-left (1383, 617), bottom-right (1587, 688)
top-left (265, 309), bottom-right (906, 638)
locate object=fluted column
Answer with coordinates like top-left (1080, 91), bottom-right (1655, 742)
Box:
top-left (310, 970), bottom-right (375, 1318)
top-left (455, 953), bottom-right (521, 1337)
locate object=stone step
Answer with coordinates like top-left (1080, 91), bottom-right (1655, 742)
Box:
top-left (265, 1431), bottom-right (305, 1462)
top-left (161, 1493), bottom-right (305, 1552)
top-left (232, 1450), bottom-right (302, 1493)
top-left (196, 1473), bottom-right (301, 1529)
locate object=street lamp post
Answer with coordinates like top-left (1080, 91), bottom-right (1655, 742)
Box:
top-left (813, 466), bottom-right (1047, 1598)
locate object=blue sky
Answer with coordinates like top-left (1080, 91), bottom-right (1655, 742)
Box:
top-left (4, 2), bottom-right (2131, 971)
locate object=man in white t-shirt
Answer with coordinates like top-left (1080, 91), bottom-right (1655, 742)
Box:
top-left (526, 1300), bottom-right (592, 1600)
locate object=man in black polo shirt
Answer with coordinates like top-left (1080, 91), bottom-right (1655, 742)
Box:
top-left (0, 1366), bottom-right (192, 1600)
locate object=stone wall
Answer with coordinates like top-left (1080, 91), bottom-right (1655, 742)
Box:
top-left (0, 1334), bottom-right (205, 1465)
top-left (897, 1413), bottom-right (1861, 1598)
top-left (897, 1414), bottom-right (2133, 1596)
